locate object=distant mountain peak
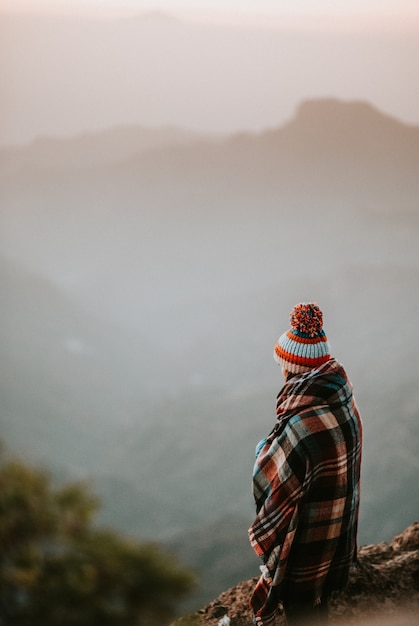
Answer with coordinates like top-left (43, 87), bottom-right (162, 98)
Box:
top-left (292, 97), bottom-right (410, 129)
top-left (297, 97), bottom-right (378, 115)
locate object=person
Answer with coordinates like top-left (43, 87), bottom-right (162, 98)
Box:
top-left (248, 302), bottom-right (362, 626)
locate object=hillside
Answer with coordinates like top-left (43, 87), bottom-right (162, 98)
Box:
top-left (175, 522), bottom-right (419, 625)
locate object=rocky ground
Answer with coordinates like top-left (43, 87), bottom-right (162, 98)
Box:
top-left (173, 522), bottom-right (419, 626)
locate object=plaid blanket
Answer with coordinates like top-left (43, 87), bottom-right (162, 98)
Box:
top-left (248, 358), bottom-right (362, 626)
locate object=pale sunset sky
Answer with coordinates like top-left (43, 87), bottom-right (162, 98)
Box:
top-left (2, 0), bottom-right (419, 23)
top-left (1, 0), bottom-right (419, 143)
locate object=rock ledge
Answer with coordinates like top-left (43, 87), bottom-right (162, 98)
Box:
top-left (174, 522), bottom-right (419, 625)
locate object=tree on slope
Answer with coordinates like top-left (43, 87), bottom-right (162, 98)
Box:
top-left (0, 446), bottom-right (195, 625)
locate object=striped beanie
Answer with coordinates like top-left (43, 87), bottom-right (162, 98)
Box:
top-left (274, 302), bottom-right (331, 374)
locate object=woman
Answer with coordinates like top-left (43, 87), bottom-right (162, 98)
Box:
top-left (248, 303), bottom-right (362, 626)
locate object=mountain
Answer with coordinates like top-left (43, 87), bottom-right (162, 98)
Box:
top-left (0, 255), bottom-right (202, 542)
top-left (0, 126), bottom-right (210, 175)
top-left (175, 522), bottom-right (419, 625)
top-left (1, 99), bottom-right (418, 301)
top-left (1, 254), bottom-right (153, 442)
top-left (1, 11), bottom-right (418, 144)
top-left (1, 99), bottom-right (418, 608)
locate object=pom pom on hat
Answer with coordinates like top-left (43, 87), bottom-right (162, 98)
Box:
top-left (274, 302), bottom-right (331, 373)
top-left (290, 302), bottom-right (323, 337)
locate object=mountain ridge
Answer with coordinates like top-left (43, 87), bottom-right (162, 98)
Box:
top-left (2, 98), bottom-right (418, 164)
top-left (2, 6), bottom-right (418, 146)
top-left (0, 126), bottom-right (210, 174)
top-left (2, 99), bottom-right (418, 214)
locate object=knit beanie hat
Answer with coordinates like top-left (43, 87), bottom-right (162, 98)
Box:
top-left (274, 302), bottom-right (331, 374)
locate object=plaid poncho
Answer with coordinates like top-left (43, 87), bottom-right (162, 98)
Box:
top-left (248, 358), bottom-right (362, 626)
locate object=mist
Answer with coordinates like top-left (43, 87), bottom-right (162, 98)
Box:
top-left (1, 9), bottom-right (418, 608)
top-left (1, 11), bottom-right (419, 144)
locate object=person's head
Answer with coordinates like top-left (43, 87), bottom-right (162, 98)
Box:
top-left (274, 302), bottom-right (331, 376)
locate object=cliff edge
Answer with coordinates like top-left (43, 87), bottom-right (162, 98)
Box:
top-left (175, 522), bottom-right (419, 625)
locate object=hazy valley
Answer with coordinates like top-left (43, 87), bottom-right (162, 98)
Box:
top-left (1, 99), bottom-right (419, 607)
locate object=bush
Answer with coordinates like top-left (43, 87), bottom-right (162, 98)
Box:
top-left (0, 447), bottom-right (195, 625)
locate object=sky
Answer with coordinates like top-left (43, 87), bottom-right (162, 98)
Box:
top-left (2, 0), bottom-right (419, 22)
top-left (1, 0), bottom-right (419, 143)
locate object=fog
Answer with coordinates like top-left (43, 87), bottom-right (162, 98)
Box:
top-left (1, 9), bottom-right (418, 608)
top-left (1, 12), bottom-right (419, 144)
